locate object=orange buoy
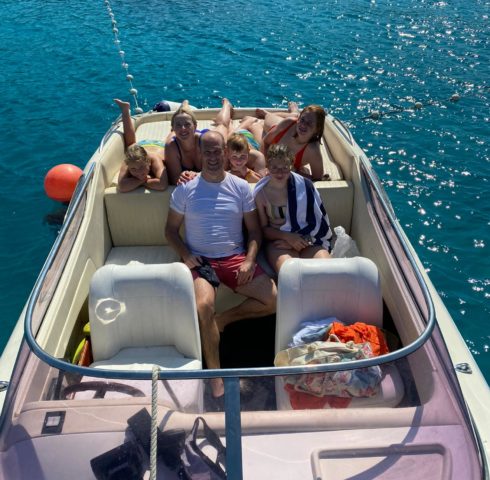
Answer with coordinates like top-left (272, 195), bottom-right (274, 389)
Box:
top-left (44, 164), bottom-right (83, 203)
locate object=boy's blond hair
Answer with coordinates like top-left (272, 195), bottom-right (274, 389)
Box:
top-left (125, 144), bottom-right (150, 166)
top-left (227, 133), bottom-right (250, 152)
top-left (266, 144), bottom-right (294, 168)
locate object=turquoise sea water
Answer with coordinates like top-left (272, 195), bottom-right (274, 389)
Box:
top-left (0, 0), bottom-right (488, 380)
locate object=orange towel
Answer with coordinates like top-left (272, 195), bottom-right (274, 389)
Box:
top-left (328, 322), bottom-right (389, 357)
top-left (285, 384), bottom-right (352, 409)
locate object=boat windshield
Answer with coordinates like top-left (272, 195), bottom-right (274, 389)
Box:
top-left (2, 141), bottom-right (482, 479)
top-left (0, 338), bottom-right (483, 480)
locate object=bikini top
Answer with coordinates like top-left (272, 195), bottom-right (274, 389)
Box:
top-left (173, 136), bottom-right (199, 171)
top-left (173, 129), bottom-right (210, 171)
top-left (270, 120), bottom-right (308, 170)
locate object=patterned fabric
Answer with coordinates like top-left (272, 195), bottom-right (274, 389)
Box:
top-left (138, 139), bottom-right (165, 148)
top-left (275, 336), bottom-right (382, 399)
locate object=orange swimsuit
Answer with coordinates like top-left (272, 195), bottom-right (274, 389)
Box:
top-left (270, 120), bottom-right (308, 170)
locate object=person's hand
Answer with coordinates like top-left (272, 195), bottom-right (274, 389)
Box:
top-left (286, 233), bottom-right (310, 252)
top-left (177, 170), bottom-right (198, 185)
top-left (182, 253), bottom-right (202, 269)
top-left (236, 258), bottom-right (256, 286)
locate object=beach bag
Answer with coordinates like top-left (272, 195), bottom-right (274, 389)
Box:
top-left (274, 335), bottom-right (382, 398)
top-left (181, 416), bottom-right (227, 480)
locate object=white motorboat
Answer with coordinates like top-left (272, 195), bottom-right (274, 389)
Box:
top-left (0, 106), bottom-right (488, 479)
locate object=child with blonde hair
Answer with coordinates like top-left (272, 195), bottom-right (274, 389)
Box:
top-left (226, 133), bottom-right (265, 183)
top-left (114, 98), bottom-right (168, 192)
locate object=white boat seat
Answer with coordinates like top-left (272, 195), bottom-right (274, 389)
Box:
top-left (275, 257), bottom-right (404, 410)
top-left (104, 246), bottom-right (248, 314)
top-left (85, 263), bottom-right (203, 411)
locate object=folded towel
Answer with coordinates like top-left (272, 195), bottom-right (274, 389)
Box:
top-left (254, 172), bottom-right (332, 249)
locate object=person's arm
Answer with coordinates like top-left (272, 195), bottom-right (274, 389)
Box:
top-left (263, 225), bottom-right (310, 251)
top-left (248, 171), bottom-right (262, 183)
top-left (145, 157), bottom-right (168, 191)
top-left (165, 208), bottom-right (202, 269)
top-left (255, 191), bottom-right (310, 251)
top-left (236, 209), bottom-right (262, 285)
top-left (177, 170), bottom-right (199, 185)
top-left (247, 150), bottom-right (266, 175)
top-left (117, 163), bottom-right (146, 192)
top-left (300, 143), bottom-right (324, 181)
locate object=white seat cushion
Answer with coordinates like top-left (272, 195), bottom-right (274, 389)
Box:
top-left (89, 263), bottom-right (201, 364)
top-left (86, 263), bottom-right (204, 411)
top-left (275, 257), bottom-right (404, 409)
top-left (276, 257), bottom-right (383, 354)
top-left (90, 346), bottom-right (202, 371)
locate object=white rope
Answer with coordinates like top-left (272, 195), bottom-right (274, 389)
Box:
top-left (150, 365), bottom-right (159, 480)
top-left (104, 0), bottom-right (143, 114)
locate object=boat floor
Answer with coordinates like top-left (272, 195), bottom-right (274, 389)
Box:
top-left (219, 314), bottom-right (277, 411)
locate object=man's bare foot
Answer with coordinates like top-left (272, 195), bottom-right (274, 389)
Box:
top-left (114, 98), bottom-right (130, 112)
top-left (288, 101), bottom-right (299, 113)
top-left (181, 99), bottom-right (189, 108)
top-left (255, 108), bottom-right (268, 119)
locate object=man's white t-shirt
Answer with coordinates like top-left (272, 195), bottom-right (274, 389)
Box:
top-left (170, 173), bottom-right (255, 258)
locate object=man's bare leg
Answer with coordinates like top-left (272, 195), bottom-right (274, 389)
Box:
top-left (215, 274), bottom-right (277, 332)
top-left (194, 277), bottom-right (224, 398)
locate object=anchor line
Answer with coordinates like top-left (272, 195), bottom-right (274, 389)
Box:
top-left (104, 0), bottom-right (143, 114)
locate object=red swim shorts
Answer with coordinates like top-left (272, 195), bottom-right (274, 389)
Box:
top-left (191, 253), bottom-right (265, 290)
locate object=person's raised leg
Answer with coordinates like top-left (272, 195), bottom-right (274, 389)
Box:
top-left (114, 98), bottom-right (137, 147)
top-left (264, 111), bottom-right (288, 134)
top-left (213, 98), bottom-right (233, 139)
top-left (215, 273), bottom-right (277, 332)
top-left (193, 277), bottom-right (223, 398)
top-left (288, 101), bottom-right (300, 114)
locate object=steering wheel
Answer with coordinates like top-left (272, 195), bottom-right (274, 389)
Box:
top-left (61, 381), bottom-right (145, 399)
